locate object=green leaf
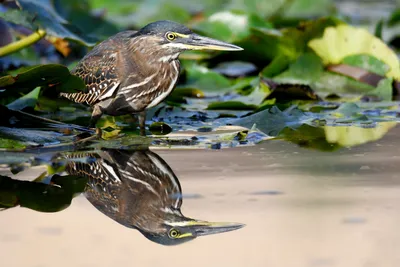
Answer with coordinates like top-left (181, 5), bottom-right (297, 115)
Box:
top-left (180, 63), bottom-right (232, 93)
top-left (2, 0), bottom-right (98, 46)
top-left (233, 106), bottom-right (314, 136)
top-left (0, 64), bottom-right (85, 96)
top-left (207, 101), bottom-right (258, 111)
top-left (262, 78), bottom-right (322, 102)
top-left (308, 24), bottom-right (400, 80)
top-left (193, 10), bottom-right (273, 43)
top-left (7, 87), bottom-right (40, 110)
top-left (283, 0), bottom-right (335, 18)
top-left (342, 54), bottom-right (390, 76)
top-left (273, 52), bottom-right (324, 84)
top-left (53, 0), bottom-right (120, 38)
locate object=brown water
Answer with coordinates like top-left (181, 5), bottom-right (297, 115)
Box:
top-left (1, 125), bottom-right (399, 267)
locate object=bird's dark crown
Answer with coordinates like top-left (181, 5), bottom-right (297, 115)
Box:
top-left (137, 20), bottom-right (193, 35)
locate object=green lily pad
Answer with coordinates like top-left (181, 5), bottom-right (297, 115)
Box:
top-left (1, 0), bottom-right (97, 46)
top-left (193, 10), bottom-right (273, 43)
top-left (233, 106), bottom-right (314, 136)
top-left (207, 101), bottom-right (258, 111)
top-left (7, 87), bottom-right (40, 111)
top-left (308, 24), bottom-right (400, 80)
top-left (179, 63), bottom-right (232, 93)
top-left (262, 78), bottom-right (322, 102)
top-left (342, 54), bottom-right (390, 77)
top-left (0, 64), bottom-right (85, 96)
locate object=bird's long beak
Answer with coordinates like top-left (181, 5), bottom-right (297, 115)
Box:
top-left (182, 34), bottom-right (243, 51)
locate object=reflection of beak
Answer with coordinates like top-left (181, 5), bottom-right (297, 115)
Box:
top-left (182, 34), bottom-right (243, 51)
top-left (175, 220), bottom-right (245, 238)
top-left (194, 221), bottom-right (245, 236)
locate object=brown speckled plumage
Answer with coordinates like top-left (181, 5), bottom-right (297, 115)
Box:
top-left (64, 149), bottom-right (182, 234)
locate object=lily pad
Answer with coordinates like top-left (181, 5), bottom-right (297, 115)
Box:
top-left (0, 0), bottom-right (97, 46)
top-left (232, 106), bottom-right (314, 136)
top-left (179, 63), bottom-right (232, 93)
top-left (262, 78), bottom-right (322, 102)
top-left (7, 87), bottom-right (40, 110)
top-left (308, 24), bottom-right (400, 80)
top-left (0, 64), bottom-right (85, 96)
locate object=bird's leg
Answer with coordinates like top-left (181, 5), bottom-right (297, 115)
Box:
top-left (139, 111), bottom-right (146, 136)
top-left (89, 105), bottom-right (103, 128)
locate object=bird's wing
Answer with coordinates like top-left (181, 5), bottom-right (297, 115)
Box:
top-left (61, 31), bottom-right (137, 105)
top-left (116, 150), bottom-right (183, 210)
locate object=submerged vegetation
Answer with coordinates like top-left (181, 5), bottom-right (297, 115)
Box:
top-left (0, 0), bottom-right (400, 151)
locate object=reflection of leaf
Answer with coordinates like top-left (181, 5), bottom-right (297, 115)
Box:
top-left (324, 122), bottom-right (397, 147)
top-left (7, 87), bottom-right (40, 110)
top-left (308, 24), bottom-right (400, 80)
top-left (0, 174), bottom-right (86, 212)
top-left (279, 124), bottom-right (341, 151)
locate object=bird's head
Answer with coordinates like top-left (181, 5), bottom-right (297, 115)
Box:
top-left (134, 20), bottom-right (242, 60)
top-left (139, 210), bottom-right (244, 246)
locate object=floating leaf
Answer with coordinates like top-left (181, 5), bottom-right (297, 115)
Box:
top-left (180, 63), bottom-right (232, 93)
top-left (7, 87), bottom-right (40, 110)
top-left (308, 24), bottom-right (400, 80)
top-left (0, 64), bottom-right (85, 95)
top-left (193, 10), bottom-right (273, 43)
top-left (1, 0), bottom-right (97, 46)
top-left (207, 101), bottom-right (257, 111)
top-left (233, 106), bottom-right (313, 136)
top-left (262, 78), bottom-right (322, 102)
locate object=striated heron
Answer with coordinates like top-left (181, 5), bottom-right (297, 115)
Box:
top-left (64, 148), bottom-right (244, 245)
top-left (61, 20), bottom-right (242, 135)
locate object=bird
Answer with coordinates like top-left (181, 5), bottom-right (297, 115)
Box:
top-left (64, 148), bottom-right (244, 245)
top-left (60, 20), bottom-right (243, 135)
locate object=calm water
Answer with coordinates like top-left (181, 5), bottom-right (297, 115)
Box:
top-left (1, 124), bottom-right (400, 267)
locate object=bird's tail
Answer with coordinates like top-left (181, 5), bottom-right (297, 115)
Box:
top-left (60, 92), bottom-right (88, 103)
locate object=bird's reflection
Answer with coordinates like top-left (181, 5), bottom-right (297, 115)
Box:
top-left (64, 148), bottom-right (244, 245)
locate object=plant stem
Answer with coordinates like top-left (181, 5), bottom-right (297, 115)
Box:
top-left (0, 29), bottom-right (46, 57)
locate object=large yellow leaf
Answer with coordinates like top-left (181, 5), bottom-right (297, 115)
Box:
top-left (308, 25), bottom-right (400, 80)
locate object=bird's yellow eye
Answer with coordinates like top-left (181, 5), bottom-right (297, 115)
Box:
top-left (166, 32), bottom-right (176, 41)
top-left (168, 229), bottom-right (180, 238)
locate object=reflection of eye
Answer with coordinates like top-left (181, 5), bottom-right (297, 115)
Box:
top-left (169, 228), bottom-right (179, 238)
top-left (166, 32), bottom-right (176, 41)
